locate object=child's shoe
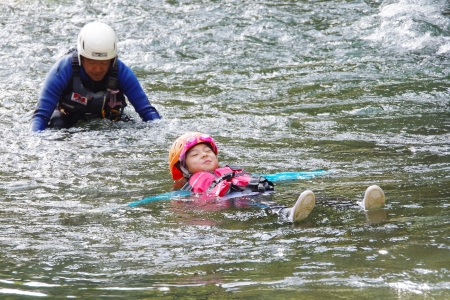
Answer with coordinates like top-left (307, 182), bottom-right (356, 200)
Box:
top-left (284, 190), bottom-right (315, 222)
top-left (361, 185), bottom-right (385, 210)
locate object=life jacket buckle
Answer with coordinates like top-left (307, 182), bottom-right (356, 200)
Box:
top-left (109, 109), bottom-right (121, 122)
top-left (207, 172), bottom-right (234, 192)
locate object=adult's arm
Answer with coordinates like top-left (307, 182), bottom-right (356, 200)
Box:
top-left (30, 56), bottom-right (72, 132)
top-left (116, 60), bottom-right (161, 121)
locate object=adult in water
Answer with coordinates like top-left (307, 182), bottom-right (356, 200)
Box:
top-left (30, 21), bottom-right (161, 131)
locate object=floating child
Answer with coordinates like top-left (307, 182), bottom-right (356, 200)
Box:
top-left (168, 132), bottom-right (386, 223)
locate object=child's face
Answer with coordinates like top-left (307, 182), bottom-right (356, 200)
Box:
top-left (185, 143), bottom-right (219, 174)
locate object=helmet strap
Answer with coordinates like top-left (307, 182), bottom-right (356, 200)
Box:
top-left (177, 162), bottom-right (192, 179)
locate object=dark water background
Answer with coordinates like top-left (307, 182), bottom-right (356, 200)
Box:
top-left (1, 0), bottom-right (449, 298)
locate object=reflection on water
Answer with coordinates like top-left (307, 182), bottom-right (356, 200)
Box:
top-left (0, 0), bottom-right (449, 298)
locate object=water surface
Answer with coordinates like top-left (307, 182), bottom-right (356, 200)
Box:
top-left (0, 0), bottom-right (449, 298)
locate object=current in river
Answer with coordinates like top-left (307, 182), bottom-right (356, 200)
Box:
top-left (0, 0), bottom-right (449, 298)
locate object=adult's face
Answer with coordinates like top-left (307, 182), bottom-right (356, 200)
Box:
top-left (81, 57), bottom-right (112, 81)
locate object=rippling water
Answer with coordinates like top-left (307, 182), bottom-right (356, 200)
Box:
top-left (1, 0), bottom-right (449, 298)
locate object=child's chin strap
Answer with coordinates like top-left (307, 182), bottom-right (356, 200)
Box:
top-left (176, 161), bottom-right (192, 180)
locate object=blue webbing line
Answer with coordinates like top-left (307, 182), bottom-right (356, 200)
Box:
top-left (127, 170), bottom-right (329, 207)
top-left (127, 190), bottom-right (191, 207)
top-left (262, 170), bottom-right (328, 182)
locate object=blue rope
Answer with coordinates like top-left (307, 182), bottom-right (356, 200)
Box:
top-left (262, 170), bottom-right (328, 182)
top-left (127, 190), bottom-right (191, 207)
top-left (127, 170), bottom-right (328, 207)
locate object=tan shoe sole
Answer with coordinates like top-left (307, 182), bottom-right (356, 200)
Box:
top-left (290, 190), bottom-right (315, 222)
top-left (363, 185), bottom-right (385, 210)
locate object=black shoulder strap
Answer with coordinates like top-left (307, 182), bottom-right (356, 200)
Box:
top-left (181, 181), bottom-right (193, 192)
top-left (226, 164), bottom-right (243, 172)
top-left (106, 58), bottom-right (119, 90)
top-left (71, 50), bottom-right (80, 75)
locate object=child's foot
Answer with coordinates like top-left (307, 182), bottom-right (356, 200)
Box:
top-left (361, 185), bottom-right (385, 210)
top-left (288, 190), bottom-right (315, 222)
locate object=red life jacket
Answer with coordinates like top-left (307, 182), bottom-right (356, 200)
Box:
top-left (181, 165), bottom-right (274, 197)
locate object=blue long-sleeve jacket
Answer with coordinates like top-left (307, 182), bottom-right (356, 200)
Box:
top-left (31, 54), bottom-right (161, 132)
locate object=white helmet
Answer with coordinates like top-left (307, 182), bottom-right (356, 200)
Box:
top-left (77, 22), bottom-right (118, 65)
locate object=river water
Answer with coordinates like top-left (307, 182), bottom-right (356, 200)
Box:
top-left (1, 0), bottom-right (449, 298)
